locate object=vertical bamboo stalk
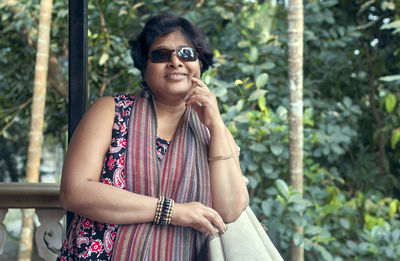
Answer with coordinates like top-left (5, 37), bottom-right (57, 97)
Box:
top-left (18, 0), bottom-right (53, 260)
top-left (288, 0), bottom-right (304, 261)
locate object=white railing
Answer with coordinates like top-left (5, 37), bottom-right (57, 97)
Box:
top-left (0, 183), bottom-right (65, 261)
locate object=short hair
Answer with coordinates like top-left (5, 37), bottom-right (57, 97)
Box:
top-left (129, 14), bottom-right (213, 77)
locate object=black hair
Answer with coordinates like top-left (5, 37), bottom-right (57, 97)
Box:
top-left (129, 13), bottom-right (213, 77)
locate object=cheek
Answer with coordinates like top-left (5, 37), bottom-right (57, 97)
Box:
top-left (144, 63), bottom-right (160, 82)
top-left (191, 62), bottom-right (202, 78)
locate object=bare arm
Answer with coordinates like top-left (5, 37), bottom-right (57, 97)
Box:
top-left (208, 126), bottom-right (249, 223)
top-left (59, 97), bottom-right (159, 224)
top-left (185, 78), bottom-right (249, 223)
top-left (59, 96), bottom-right (226, 235)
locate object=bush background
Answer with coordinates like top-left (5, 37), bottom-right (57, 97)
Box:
top-left (1, 0), bottom-right (399, 260)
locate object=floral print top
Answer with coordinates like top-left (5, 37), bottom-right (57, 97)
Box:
top-left (58, 94), bottom-right (170, 260)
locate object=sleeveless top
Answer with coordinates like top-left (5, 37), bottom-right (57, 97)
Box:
top-left (58, 94), bottom-right (173, 260)
top-left (111, 94), bottom-right (211, 261)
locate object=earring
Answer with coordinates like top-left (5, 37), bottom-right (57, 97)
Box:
top-left (140, 81), bottom-right (151, 99)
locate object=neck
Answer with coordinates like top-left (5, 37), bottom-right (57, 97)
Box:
top-left (154, 97), bottom-right (186, 119)
top-left (153, 98), bottom-right (187, 141)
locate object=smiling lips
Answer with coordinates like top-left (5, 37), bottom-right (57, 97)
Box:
top-left (165, 72), bottom-right (188, 80)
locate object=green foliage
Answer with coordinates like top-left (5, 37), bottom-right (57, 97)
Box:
top-left (1, 0), bottom-right (400, 260)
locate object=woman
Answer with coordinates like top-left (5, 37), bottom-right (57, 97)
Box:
top-left (58, 13), bottom-right (249, 260)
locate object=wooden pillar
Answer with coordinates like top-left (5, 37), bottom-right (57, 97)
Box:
top-left (67, 0), bottom-right (88, 229)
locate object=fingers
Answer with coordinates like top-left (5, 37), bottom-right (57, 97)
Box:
top-left (184, 89), bottom-right (213, 107)
top-left (204, 208), bottom-right (227, 236)
top-left (184, 78), bottom-right (214, 106)
top-left (191, 77), bottom-right (210, 91)
top-left (184, 92), bottom-right (212, 108)
top-left (183, 78), bottom-right (225, 130)
top-left (171, 202), bottom-right (226, 237)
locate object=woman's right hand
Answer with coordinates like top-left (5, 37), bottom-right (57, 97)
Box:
top-left (171, 202), bottom-right (226, 237)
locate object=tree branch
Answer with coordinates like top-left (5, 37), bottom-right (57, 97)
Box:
top-left (98, 2), bottom-right (110, 97)
top-left (357, 2), bottom-right (387, 176)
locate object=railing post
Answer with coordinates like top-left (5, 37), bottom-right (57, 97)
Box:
top-left (68, 0), bottom-right (88, 229)
top-left (0, 209), bottom-right (7, 255)
top-left (0, 183), bottom-right (64, 259)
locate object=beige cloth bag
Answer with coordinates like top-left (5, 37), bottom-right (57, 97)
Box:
top-left (208, 206), bottom-right (284, 261)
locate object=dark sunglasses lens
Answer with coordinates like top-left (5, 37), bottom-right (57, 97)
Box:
top-left (150, 49), bottom-right (172, 63)
top-left (177, 47), bottom-right (197, 61)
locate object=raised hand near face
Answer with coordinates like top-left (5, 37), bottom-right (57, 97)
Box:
top-left (184, 77), bottom-right (225, 132)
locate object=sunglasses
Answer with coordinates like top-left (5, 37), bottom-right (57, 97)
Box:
top-left (150, 47), bottom-right (198, 63)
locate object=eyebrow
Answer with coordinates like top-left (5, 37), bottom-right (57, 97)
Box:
top-left (150, 45), bottom-right (193, 51)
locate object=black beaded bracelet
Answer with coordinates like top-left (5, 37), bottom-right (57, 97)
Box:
top-left (154, 196), bottom-right (174, 225)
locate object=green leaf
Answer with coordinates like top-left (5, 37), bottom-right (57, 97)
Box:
top-left (99, 52), bottom-right (109, 66)
top-left (233, 112), bottom-right (249, 123)
top-left (339, 218), bottom-right (350, 229)
top-left (358, 0), bottom-right (375, 16)
top-left (391, 129), bottom-right (400, 149)
top-left (235, 79), bottom-right (243, 85)
top-left (213, 87), bottom-right (228, 97)
top-left (261, 199), bottom-right (274, 217)
top-left (388, 199), bottom-right (398, 218)
top-left (255, 73), bottom-right (269, 88)
top-left (293, 232), bottom-right (304, 246)
top-left (346, 240), bottom-right (359, 251)
top-left (249, 89), bottom-right (267, 101)
top-left (292, 198), bottom-right (313, 212)
top-left (270, 144), bottom-right (284, 155)
top-left (249, 143), bottom-right (267, 152)
top-left (276, 179), bottom-right (290, 200)
top-left (322, 204), bottom-right (339, 214)
top-left (248, 163), bottom-right (258, 171)
top-left (276, 106), bottom-right (288, 120)
top-left (277, 194), bottom-right (286, 205)
top-left (381, 20), bottom-right (400, 34)
top-left (247, 176), bottom-right (259, 189)
top-left (381, 1), bottom-right (396, 11)
top-left (379, 74), bottom-right (400, 82)
top-left (304, 108), bottom-right (314, 126)
top-left (331, 143), bottom-right (344, 154)
top-left (260, 61), bottom-right (275, 70)
top-left (261, 162), bottom-right (273, 174)
top-left (249, 46), bottom-right (258, 62)
top-left (343, 96), bottom-right (352, 108)
top-left (314, 244), bottom-right (334, 261)
top-left (258, 95), bottom-right (267, 111)
top-left (305, 226), bottom-right (321, 236)
top-left (289, 212), bottom-right (304, 226)
top-left (385, 93), bottom-right (397, 113)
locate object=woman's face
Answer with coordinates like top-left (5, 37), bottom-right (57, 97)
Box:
top-left (144, 30), bottom-right (201, 104)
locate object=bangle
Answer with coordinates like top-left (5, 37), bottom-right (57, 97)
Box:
top-left (208, 154), bottom-right (233, 162)
top-left (154, 196), bottom-right (174, 225)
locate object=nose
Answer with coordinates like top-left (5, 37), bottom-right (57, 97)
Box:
top-left (168, 52), bottom-right (183, 68)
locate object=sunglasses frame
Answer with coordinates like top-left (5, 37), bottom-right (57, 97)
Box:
top-left (149, 46), bottom-right (198, 63)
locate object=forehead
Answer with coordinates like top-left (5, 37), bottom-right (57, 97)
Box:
top-left (150, 30), bottom-right (191, 50)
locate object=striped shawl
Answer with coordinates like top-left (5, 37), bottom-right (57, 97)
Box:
top-left (112, 94), bottom-right (211, 260)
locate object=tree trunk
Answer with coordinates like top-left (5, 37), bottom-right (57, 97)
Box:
top-left (18, 0), bottom-right (53, 260)
top-left (288, 0), bottom-right (304, 261)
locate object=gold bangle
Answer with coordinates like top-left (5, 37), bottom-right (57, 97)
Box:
top-left (208, 154), bottom-right (233, 162)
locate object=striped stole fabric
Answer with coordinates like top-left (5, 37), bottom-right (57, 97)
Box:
top-left (112, 94), bottom-right (211, 261)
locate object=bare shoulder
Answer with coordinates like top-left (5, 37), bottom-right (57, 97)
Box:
top-left (68, 96), bottom-right (115, 149)
top-left (86, 96), bottom-right (115, 116)
top-left (80, 96), bottom-right (115, 125)
top-left (62, 96), bottom-right (116, 188)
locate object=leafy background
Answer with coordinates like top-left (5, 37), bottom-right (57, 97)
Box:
top-left (0, 0), bottom-right (399, 260)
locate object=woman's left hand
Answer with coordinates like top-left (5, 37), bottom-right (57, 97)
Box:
top-left (184, 77), bottom-right (224, 131)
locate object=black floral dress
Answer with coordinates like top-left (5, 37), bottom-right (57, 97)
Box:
top-left (58, 94), bottom-right (170, 260)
